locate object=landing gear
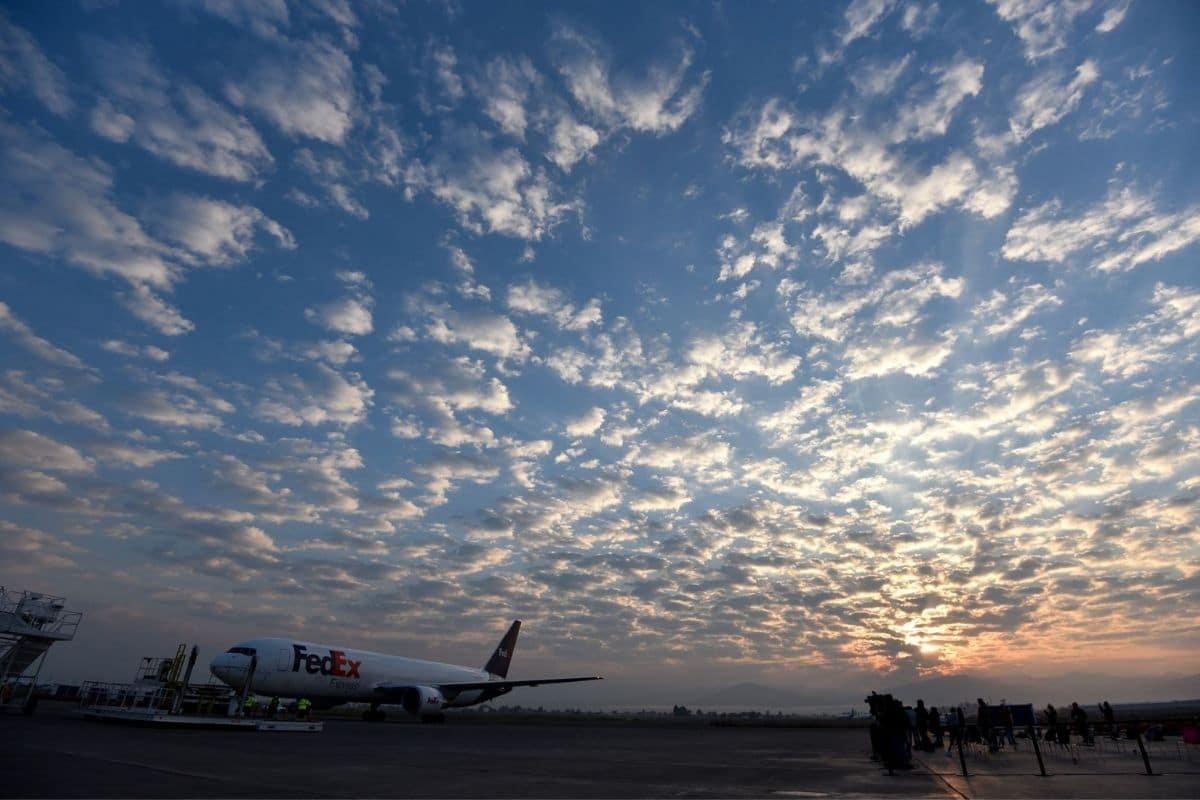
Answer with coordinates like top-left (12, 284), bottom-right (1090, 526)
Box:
top-left (420, 713), bottom-right (446, 724)
top-left (362, 704), bottom-right (386, 722)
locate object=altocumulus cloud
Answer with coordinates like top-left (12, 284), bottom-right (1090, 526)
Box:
top-left (0, 0), bottom-right (1196, 694)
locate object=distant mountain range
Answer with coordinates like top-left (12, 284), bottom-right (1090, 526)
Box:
top-left (881, 671), bottom-right (1200, 707)
top-left (690, 672), bottom-right (1200, 711)
top-left (693, 682), bottom-right (857, 709)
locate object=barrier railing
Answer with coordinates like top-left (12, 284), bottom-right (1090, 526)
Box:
top-left (913, 720), bottom-right (1199, 777)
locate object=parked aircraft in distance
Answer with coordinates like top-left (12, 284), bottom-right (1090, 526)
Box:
top-left (209, 620), bottom-right (601, 721)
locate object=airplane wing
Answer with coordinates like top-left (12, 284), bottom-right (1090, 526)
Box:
top-left (373, 675), bottom-right (601, 699)
top-left (437, 676), bottom-right (602, 691)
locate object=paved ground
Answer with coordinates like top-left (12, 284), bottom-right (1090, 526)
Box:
top-left (2, 707), bottom-right (1196, 798)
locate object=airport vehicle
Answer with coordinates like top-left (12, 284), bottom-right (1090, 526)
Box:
top-left (209, 620), bottom-right (600, 721)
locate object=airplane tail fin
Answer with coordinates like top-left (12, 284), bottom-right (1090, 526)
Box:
top-left (484, 620), bottom-right (520, 677)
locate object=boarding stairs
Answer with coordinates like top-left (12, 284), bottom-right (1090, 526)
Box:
top-left (0, 587), bottom-right (82, 709)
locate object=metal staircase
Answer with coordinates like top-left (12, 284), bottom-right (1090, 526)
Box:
top-left (0, 586), bottom-right (82, 711)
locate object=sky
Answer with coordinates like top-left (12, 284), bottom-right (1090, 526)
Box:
top-left (1, 0), bottom-right (1198, 706)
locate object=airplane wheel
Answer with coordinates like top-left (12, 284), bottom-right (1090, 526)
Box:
top-left (362, 708), bottom-right (386, 722)
top-left (420, 713), bottom-right (445, 724)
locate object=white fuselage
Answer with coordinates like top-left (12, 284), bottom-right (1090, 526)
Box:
top-left (209, 637), bottom-right (494, 708)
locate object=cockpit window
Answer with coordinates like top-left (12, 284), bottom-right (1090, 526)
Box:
top-left (226, 646), bottom-right (256, 655)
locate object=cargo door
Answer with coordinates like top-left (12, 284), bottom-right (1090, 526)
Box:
top-left (274, 647), bottom-right (295, 694)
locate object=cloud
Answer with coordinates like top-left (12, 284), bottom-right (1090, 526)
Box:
top-left (420, 303), bottom-right (529, 361)
top-left (845, 334), bottom-right (957, 378)
top-left (390, 357), bottom-right (514, 416)
top-left (0, 302), bottom-right (88, 370)
top-left (0, 121), bottom-right (175, 288)
top-left (1003, 183), bottom-right (1200, 272)
top-left (717, 223), bottom-right (798, 281)
top-left (1095, 1), bottom-right (1129, 33)
top-left (125, 389), bottom-right (226, 429)
top-left (226, 37), bottom-right (356, 144)
top-left (404, 135), bottom-right (575, 241)
top-left (0, 371), bottom-right (108, 431)
top-left (724, 101), bottom-right (1012, 232)
top-left (306, 297), bottom-right (373, 336)
top-left (294, 148), bottom-right (370, 219)
top-left (565, 407), bottom-right (606, 438)
top-left (628, 476), bottom-right (691, 512)
top-left (255, 365), bottom-right (374, 427)
top-left (90, 441), bottom-right (184, 468)
top-left (415, 450), bottom-right (500, 506)
top-left (1010, 59), bottom-right (1098, 140)
top-left (987, 0), bottom-right (1095, 61)
top-left (0, 123), bottom-right (290, 336)
top-left (851, 53), bottom-right (912, 97)
top-left (554, 27), bottom-right (709, 135)
top-left (0, 11), bottom-right (71, 115)
top-left (150, 195), bottom-right (295, 265)
top-left (119, 286), bottom-right (194, 337)
top-left (973, 282), bottom-right (1063, 338)
top-left (101, 340), bottom-right (170, 362)
top-left (891, 57), bottom-right (984, 142)
top-left (388, 357), bottom-right (513, 448)
top-left (506, 279), bottom-right (602, 330)
top-left (0, 429), bottom-right (92, 472)
top-left (183, 0), bottom-right (291, 38)
top-left (839, 0), bottom-right (898, 46)
top-left (0, 520), bottom-right (81, 570)
top-left (625, 432), bottom-right (732, 479)
top-left (547, 113), bottom-right (601, 172)
top-left (471, 55), bottom-right (540, 139)
top-left (684, 322), bottom-right (801, 385)
top-left (1070, 283), bottom-right (1200, 378)
top-left (785, 262), bottom-right (962, 342)
top-left (429, 43), bottom-right (465, 103)
top-left (88, 41), bottom-right (272, 181)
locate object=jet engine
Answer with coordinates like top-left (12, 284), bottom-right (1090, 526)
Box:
top-left (400, 685), bottom-right (444, 715)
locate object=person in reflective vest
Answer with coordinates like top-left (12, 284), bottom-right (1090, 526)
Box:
top-left (297, 697), bottom-right (312, 721)
top-left (243, 694), bottom-right (258, 718)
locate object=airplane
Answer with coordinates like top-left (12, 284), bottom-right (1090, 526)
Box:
top-left (208, 620), bottom-right (601, 721)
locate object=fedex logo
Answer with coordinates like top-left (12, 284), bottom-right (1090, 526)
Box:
top-left (292, 644), bottom-right (361, 678)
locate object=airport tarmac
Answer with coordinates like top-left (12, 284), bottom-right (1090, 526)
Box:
top-left (3, 707), bottom-right (1197, 798)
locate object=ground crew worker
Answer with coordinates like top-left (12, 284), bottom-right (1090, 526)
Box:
top-left (297, 697), bottom-right (312, 721)
top-left (243, 693), bottom-right (258, 718)
top-left (267, 696), bottom-right (280, 719)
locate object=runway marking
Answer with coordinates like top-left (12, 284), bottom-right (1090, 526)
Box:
top-left (15, 743), bottom-right (338, 798)
top-left (910, 755), bottom-right (969, 800)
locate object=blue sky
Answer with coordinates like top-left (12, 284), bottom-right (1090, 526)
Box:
top-left (1, 0), bottom-right (1198, 700)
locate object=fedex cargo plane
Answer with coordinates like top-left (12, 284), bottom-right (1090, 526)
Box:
top-left (208, 620), bottom-right (600, 721)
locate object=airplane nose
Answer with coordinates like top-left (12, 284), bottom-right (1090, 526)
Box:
top-left (209, 653), bottom-right (241, 687)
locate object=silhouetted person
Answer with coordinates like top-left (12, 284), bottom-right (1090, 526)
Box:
top-left (1070, 702), bottom-right (1091, 744)
top-left (904, 704), bottom-right (916, 749)
top-left (1099, 701), bottom-right (1116, 739)
top-left (915, 699), bottom-right (932, 751)
top-left (948, 706), bottom-right (967, 754)
top-left (866, 691), bottom-right (885, 761)
top-left (884, 698), bottom-right (912, 770)
top-left (977, 698), bottom-right (997, 751)
top-left (928, 705), bottom-right (944, 749)
top-left (1044, 703), bottom-right (1059, 743)
top-left (999, 699), bottom-right (1016, 749)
